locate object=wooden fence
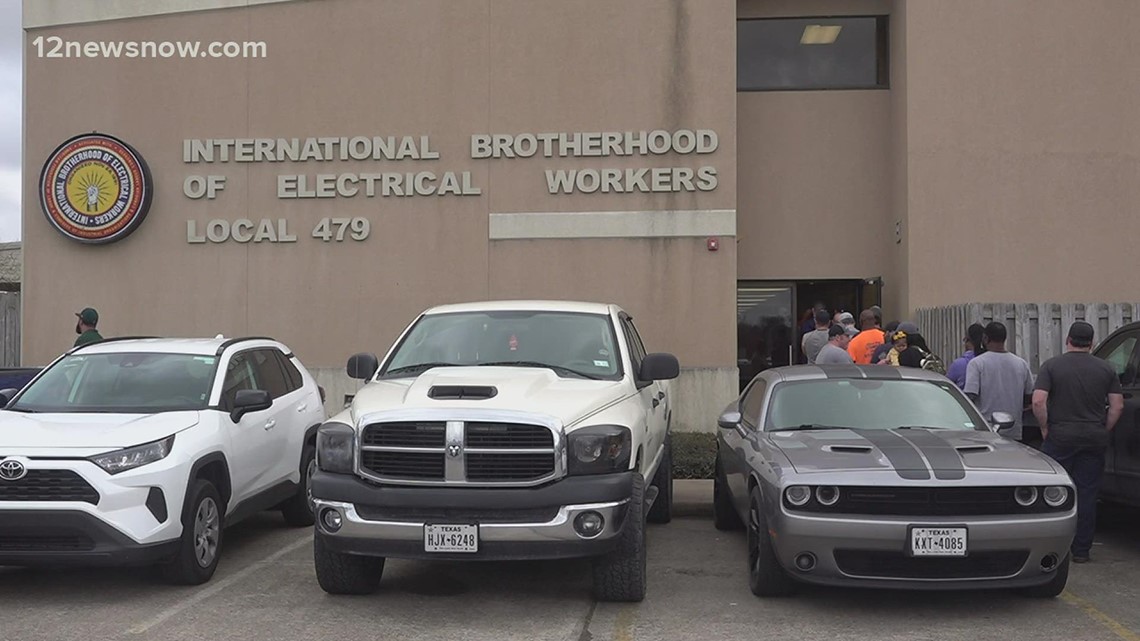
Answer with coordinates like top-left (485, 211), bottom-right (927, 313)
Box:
top-left (915, 302), bottom-right (1138, 374)
top-left (0, 292), bottom-right (18, 367)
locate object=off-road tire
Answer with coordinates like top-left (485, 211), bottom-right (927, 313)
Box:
top-left (314, 533), bottom-right (385, 595)
top-left (161, 479), bottom-right (224, 585)
top-left (714, 453), bottom-right (744, 531)
top-left (747, 486), bottom-right (795, 597)
top-left (592, 474), bottom-right (648, 602)
top-left (1022, 555), bottom-right (1070, 598)
top-left (647, 436), bottom-right (673, 524)
top-left (281, 442), bottom-right (317, 527)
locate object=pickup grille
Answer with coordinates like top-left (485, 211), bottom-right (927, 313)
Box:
top-left (0, 470), bottom-right (100, 505)
top-left (358, 419), bottom-right (558, 485)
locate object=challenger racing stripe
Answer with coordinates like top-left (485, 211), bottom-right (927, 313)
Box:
top-left (893, 428), bottom-right (967, 480)
top-left (858, 429), bottom-right (931, 480)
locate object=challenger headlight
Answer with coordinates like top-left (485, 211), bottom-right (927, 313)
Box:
top-left (89, 435), bottom-right (175, 475)
top-left (317, 422), bottom-right (355, 474)
top-left (1043, 486), bottom-right (1070, 508)
top-left (785, 485), bottom-right (811, 506)
top-left (1014, 486), bottom-right (1039, 507)
top-left (567, 425), bottom-right (631, 475)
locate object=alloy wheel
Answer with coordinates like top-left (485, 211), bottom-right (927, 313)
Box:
top-left (194, 497), bottom-right (220, 568)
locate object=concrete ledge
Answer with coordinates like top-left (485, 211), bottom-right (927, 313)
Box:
top-left (673, 479), bottom-right (713, 518)
top-left (24, 0), bottom-right (300, 28)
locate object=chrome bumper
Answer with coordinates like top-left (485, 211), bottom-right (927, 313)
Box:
top-left (316, 497), bottom-right (629, 540)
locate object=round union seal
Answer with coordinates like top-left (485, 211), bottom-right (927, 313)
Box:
top-left (39, 133), bottom-right (153, 244)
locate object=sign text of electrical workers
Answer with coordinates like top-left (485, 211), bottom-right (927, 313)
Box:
top-left (181, 129), bottom-right (720, 244)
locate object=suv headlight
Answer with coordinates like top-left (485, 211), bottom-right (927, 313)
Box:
top-left (89, 435), bottom-right (175, 475)
top-left (317, 422), bottom-right (355, 474)
top-left (567, 425), bottom-right (631, 475)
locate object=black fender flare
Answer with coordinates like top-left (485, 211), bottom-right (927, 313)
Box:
top-left (185, 451), bottom-right (232, 513)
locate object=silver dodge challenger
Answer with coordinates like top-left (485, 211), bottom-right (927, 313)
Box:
top-left (714, 365), bottom-right (1076, 597)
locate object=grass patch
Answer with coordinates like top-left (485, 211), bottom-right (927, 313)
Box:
top-left (672, 431), bottom-right (716, 479)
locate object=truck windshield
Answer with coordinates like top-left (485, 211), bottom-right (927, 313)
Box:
top-left (380, 310), bottom-right (623, 380)
top-left (8, 352), bottom-right (218, 413)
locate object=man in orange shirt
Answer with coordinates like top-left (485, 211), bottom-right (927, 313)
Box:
top-left (847, 309), bottom-right (885, 364)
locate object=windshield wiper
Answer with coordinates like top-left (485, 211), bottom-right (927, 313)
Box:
top-left (770, 424), bottom-right (861, 432)
top-left (479, 361), bottom-right (602, 380)
top-left (383, 362), bottom-right (463, 376)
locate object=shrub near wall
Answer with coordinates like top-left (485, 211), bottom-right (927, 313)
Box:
top-left (672, 432), bottom-right (716, 479)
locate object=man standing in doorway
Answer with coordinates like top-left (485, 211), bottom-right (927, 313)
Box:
top-left (801, 308), bottom-right (831, 364)
top-left (74, 307), bottom-right (103, 347)
top-left (816, 324), bottom-right (855, 364)
top-left (1033, 321), bottom-right (1124, 563)
top-left (847, 309), bottom-right (884, 364)
top-left (964, 322), bottom-right (1034, 441)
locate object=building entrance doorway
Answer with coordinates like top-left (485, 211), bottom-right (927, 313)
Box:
top-left (736, 278), bottom-right (882, 391)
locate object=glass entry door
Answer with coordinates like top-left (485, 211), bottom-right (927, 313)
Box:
top-left (736, 283), bottom-right (794, 392)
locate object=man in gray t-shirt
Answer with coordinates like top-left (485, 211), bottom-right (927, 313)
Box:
top-left (801, 308), bottom-right (832, 364)
top-left (964, 322), bottom-right (1034, 441)
top-left (816, 325), bottom-right (855, 364)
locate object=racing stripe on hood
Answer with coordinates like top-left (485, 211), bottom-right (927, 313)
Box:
top-left (857, 429), bottom-right (931, 480)
top-left (892, 428), bottom-right (966, 480)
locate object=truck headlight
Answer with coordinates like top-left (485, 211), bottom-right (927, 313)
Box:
top-left (568, 425), bottom-right (631, 475)
top-left (317, 422), bottom-right (355, 474)
top-left (89, 435), bottom-right (175, 475)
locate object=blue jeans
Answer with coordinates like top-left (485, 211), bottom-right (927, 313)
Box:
top-left (1041, 441), bottom-right (1105, 556)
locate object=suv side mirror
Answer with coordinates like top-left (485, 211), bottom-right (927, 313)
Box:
top-left (639, 353), bottom-right (680, 381)
top-left (991, 411), bottom-right (1016, 434)
top-left (0, 388), bottom-right (18, 408)
top-left (717, 409), bottom-right (742, 430)
top-left (231, 389), bottom-right (272, 422)
top-left (347, 353), bottom-right (379, 380)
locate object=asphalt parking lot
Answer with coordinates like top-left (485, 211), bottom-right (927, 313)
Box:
top-left (5, 484), bottom-right (1140, 641)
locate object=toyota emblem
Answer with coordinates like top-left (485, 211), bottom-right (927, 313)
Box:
top-left (446, 441), bottom-right (463, 458)
top-left (0, 458), bottom-right (27, 481)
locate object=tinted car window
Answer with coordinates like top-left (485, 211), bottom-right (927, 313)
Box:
top-left (11, 352), bottom-right (217, 413)
top-left (1098, 333), bottom-right (1139, 387)
top-left (221, 352), bottom-right (259, 411)
top-left (252, 349), bottom-right (291, 399)
top-left (277, 352), bottom-right (304, 392)
top-left (765, 379), bottom-right (982, 431)
top-left (621, 317), bottom-right (647, 375)
top-left (742, 378), bottom-right (768, 428)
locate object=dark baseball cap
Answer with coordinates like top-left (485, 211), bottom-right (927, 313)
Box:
top-left (828, 324), bottom-right (847, 338)
top-left (1068, 321), bottom-right (1095, 346)
top-left (76, 307), bottom-right (98, 325)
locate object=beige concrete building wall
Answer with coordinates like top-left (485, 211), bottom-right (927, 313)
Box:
top-left (736, 0), bottom-right (897, 315)
top-left (901, 0), bottom-right (1140, 309)
top-left (22, 0), bottom-right (737, 428)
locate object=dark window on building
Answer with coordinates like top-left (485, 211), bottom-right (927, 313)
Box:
top-left (738, 16), bottom-right (889, 91)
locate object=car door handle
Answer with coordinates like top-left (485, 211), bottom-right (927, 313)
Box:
top-left (264, 419), bottom-right (277, 431)
top-left (652, 398), bottom-right (660, 409)
top-left (656, 391), bottom-right (665, 400)
top-left (297, 404), bottom-right (308, 412)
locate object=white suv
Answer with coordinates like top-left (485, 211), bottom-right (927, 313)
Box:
top-left (0, 336), bottom-right (327, 584)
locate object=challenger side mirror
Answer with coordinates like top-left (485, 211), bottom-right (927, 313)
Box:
top-left (718, 409), bottom-right (742, 430)
top-left (991, 411), bottom-right (1016, 434)
top-left (231, 389), bottom-right (272, 423)
top-left (347, 353), bottom-right (379, 380)
top-left (0, 388), bottom-right (18, 408)
top-left (639, 353), bottom-right (680, 381)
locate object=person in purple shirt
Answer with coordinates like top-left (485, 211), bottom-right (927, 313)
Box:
top-left (947, 323), bottom-right (986, 388)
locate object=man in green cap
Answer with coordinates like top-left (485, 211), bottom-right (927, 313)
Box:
top-left (74, 307), bottom-right (103, 346)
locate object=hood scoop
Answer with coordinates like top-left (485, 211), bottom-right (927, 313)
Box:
top-left (427, 385), bottom-right (498, 400)
top-left (825, 445), bottom-right (874, 454)
top-left (955, 445), bottom-right (993, 454)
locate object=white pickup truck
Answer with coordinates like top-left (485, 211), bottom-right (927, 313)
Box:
top-left (310, 300), bottom-right (679, 601)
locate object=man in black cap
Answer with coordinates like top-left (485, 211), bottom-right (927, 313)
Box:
top-left (815, 324), bottom-right (855, 364)
top-left (74, 307), bottom-right (103, 347)
top-left (1032, 321), bottom-right (1124, 563)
